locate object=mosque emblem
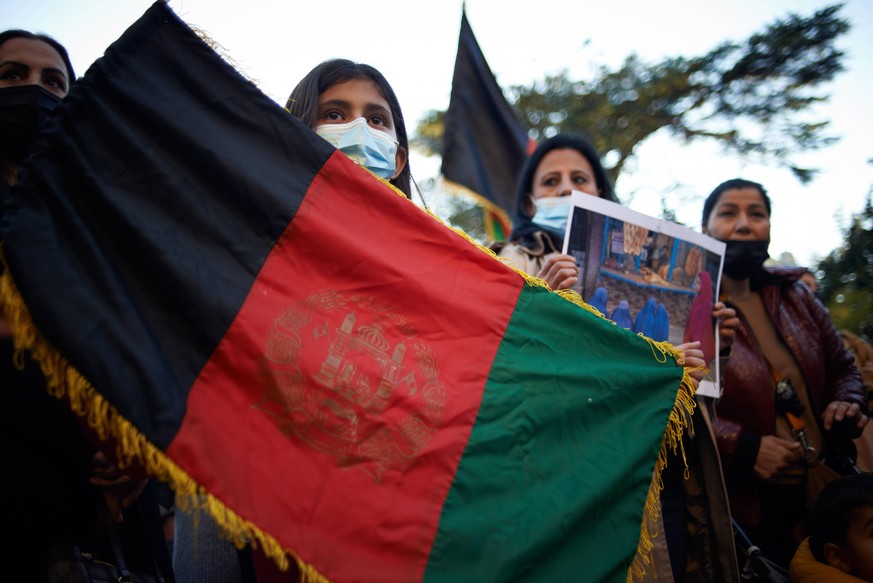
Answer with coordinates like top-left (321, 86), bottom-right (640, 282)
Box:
top-left (256, 290), bottom-right (446, 482)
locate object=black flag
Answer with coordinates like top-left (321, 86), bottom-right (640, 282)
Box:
top-left (440, 7), bottom-right (532, 241)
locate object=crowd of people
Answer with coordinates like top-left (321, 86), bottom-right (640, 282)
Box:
top-left (1, 21), bottom-right (871, 583)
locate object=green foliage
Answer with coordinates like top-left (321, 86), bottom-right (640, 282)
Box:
top-left (441, 194), bottom-right (488, 243)
top-left (510, 4), bottom-right (848, 186)
top-left (816, 193), bottom-right (873, 343)
top-left (412, 110), bottom-right (445, 158)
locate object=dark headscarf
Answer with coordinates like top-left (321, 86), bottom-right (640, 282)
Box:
top-left (510, 134), bottom-right (617, 250)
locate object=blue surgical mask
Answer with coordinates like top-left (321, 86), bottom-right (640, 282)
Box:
top-left (531, 196), bottom-right (572, 235)
top-left (316, 117), bottom-right (398, 179)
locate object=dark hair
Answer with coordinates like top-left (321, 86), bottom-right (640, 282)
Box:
top-left (808, 474), bottom-right (873, 561)
top-left (701, 178), bottom-right (771, 228)
top-left (0, 29), bottom-right (76, 85)
top-left (510, 134), bottom-right (617, 247)
top-left (285, 59), bottom-right (411, 198)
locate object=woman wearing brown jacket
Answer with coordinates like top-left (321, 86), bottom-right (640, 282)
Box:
top-left (703, 178), bottom-right (867, 570)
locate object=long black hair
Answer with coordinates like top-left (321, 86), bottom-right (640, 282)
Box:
top-left (510, 134), bottom-right (617, 248)
top-left (286, 59), bottom-right (411, 198)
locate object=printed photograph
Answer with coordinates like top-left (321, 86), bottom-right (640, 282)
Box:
top-left (562, 193), bottom-right (726, 394)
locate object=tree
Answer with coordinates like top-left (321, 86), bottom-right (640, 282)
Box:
top-left (414, 4), bottom-right (849, 190)
top-left (815, 193), bottom-right (873, 343)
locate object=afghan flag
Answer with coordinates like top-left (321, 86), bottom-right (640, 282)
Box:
top-left (440, 8), bottom-right (534, 242)
top-left (0, 3), bottom-right (695, 582)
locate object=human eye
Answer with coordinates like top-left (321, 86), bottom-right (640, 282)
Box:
top-left (44, 74), bottom-right (67, 92)
top-left (572, 175), bottom-right (589, 185)
top-left (368, 114), bottom-right (387, 127)
top-left (320, 109), bottom-right (344, 122)
top-left (0, 65), bottom-right (25, 81)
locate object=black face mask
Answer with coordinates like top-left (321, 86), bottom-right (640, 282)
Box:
top-left (721, 239), bottom-right (770, 280)
top-left (0, 85), bottom-right (62, 165)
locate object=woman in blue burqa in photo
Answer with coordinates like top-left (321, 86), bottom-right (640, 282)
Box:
top-left (609, 300), bottom-right (634, 330)
top-left (588, 286), bottom-right (608, 316)
top-left (652, 302), bottom-right (670, 342)
top-left (633, 296), bottom-right (658, 336)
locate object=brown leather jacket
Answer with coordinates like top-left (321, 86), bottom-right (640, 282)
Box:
top-left (713, 267), bottom-right (865, 524)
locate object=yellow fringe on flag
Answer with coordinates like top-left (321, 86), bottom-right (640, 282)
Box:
top-left (379, 176), bottom-right (702, 582)
top-left (0, 245), bottom-right (327, 581)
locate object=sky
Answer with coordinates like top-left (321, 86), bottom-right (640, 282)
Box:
top-left (5, 0), bottom-right (872, 268)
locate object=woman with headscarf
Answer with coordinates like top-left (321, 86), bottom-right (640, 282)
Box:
top-left (610, 299), bottom-right (634, 330)
top-left (633, 296), bottom-right (658, 337)
top-left (652, 302), bottom-right (670, 343)
top-left (489, 134), bottom-right (619, 292)
top-left (588, 286), bottom-right (608, 316)
top-left (491, 133), bottom-right (740, 581)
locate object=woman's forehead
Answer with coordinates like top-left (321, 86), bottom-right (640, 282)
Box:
top-left (716, 187), bottom-right (767, 208)
top-left (320, 79), bottom-right (390, 111)
top-left (0, 38), bottom-right (66, 75)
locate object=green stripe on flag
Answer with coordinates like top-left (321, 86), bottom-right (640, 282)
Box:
top-left (424, 284), bottom-right (684, 582)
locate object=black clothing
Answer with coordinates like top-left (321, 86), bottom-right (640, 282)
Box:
top-left (2, 338), bottom-right (174, 580)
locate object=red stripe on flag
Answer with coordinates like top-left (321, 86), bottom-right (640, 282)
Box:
top-left (169, 152), bottom-right (524, 580)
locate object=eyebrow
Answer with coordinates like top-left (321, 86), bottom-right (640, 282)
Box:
top-left (717, 202), bottom-right (767, 209)
top-left (319, 98), bottom-right (392, 121)
top-left (539, 170), bottom-right (589, 179)
top-left (0, 59), bottom-right (27, 69)
top-left (319, 97), bottom-right (351, 110)
top-left (362, 103), bottom-right (392, 119)
top-left (320, 99), bottom-right (390, 114)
